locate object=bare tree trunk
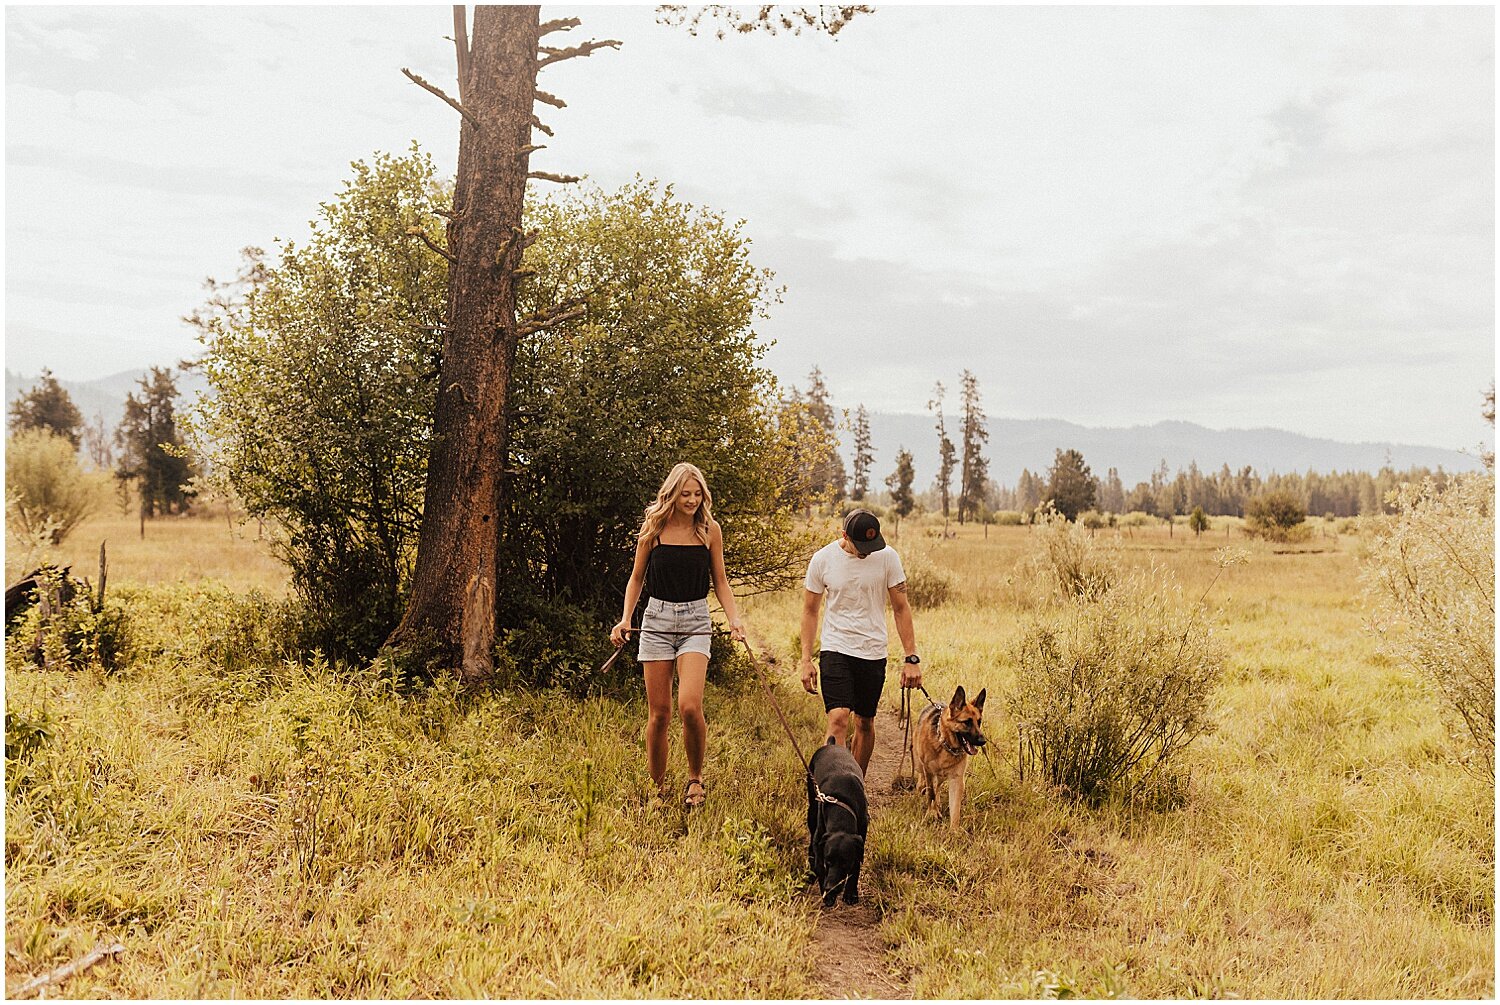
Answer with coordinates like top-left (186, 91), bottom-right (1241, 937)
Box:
top-left (385, 5), bottom-right (542, 682)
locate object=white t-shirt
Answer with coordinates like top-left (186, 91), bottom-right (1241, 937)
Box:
top-left (803, 540), bottom-right (907, 660)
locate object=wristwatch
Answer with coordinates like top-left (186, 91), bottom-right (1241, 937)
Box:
top-left (904, 654), bottom-right (921, 665)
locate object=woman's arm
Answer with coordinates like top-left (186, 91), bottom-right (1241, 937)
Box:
top-left (708, 521), bottom-right (744, 641)
top-left (612, 536), bottom-right (652, 645)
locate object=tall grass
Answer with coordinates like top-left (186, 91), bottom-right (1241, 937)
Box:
top-left (4, 519), bottom-right (1492, 998)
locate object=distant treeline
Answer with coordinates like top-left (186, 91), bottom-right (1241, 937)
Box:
top-left (988, 461), bottom-right (1451, 519)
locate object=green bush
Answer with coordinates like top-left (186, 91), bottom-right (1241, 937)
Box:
top-left (1010, 563), bottom-right (1229, 805)
top-left (1245, 490), bottom-right (1308, 542)
top-left (992, 510), bottom-right (1025, 526)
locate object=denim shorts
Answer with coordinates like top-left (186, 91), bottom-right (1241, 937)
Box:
top-left (637, 597), bottom-right (712, 662)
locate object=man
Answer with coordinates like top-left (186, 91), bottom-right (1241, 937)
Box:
top-left (800, 509), bottom-right (922, 775)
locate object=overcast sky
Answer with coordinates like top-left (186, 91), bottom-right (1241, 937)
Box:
top-left (5, 5), bottom-right (1494, 450)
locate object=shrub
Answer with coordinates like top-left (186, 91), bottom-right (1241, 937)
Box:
top-left (992, 510), bottom-right (1025, 526)
top-left (1117, 511), bottom-right (1155, 528)
top-left (1009, 553), bottom-right (1241, 806)
top-left (1079, 510), bottom-right (1107, 530)
top-left (1029, 504), bottom-right (1116, 602)
top-left (1365, 472), bottom-right (1495, 772)
top-left (5, 428), bottom-right (103, 545)
top-left (900, 550), bottom-right (956, 608)
top-left (1245, 490), bottom-right (1308, 541)
top-left (1189, 506), bottom-right (1210, 536)
top-left (5, 567), bottom-right (125, 674)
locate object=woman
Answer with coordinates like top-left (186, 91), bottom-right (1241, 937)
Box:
top-left (612, 462), bottom-right (744, 808)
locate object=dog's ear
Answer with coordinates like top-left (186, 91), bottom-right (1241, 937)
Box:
top-left (826, 736), bottom-right (838, 746)
top-left (973, 688), bottom-right (986, 710)
top-left (950, 685), bottom-right (966, 710)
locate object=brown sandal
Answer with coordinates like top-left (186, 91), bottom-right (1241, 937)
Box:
top-left (683, 778), bottom-right (706, 809)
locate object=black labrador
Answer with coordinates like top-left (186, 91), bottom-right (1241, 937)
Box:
top-left (806, 738), bottom-right (869, 907)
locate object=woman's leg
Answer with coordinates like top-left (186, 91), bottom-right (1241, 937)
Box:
top-left (675, 651), bottom-right (709, 789)
top-left (642, 660), bottom-right (675, 795)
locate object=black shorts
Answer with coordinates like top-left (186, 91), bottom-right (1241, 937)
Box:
top-left (819, 651), bottom-right (888, 719)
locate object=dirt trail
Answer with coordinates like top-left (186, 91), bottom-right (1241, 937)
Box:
top-left (804, 705), bottom-right (914, 999)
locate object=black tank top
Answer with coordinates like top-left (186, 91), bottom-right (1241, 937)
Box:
top-left (645, 542), bottom-right (711, 602)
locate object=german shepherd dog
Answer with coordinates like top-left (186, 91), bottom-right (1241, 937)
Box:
top-left (914, 686), bottom-right (987, 831)
top-left (807, 739), bottom-right (868, 907)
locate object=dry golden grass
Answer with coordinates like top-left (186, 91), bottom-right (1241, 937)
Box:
top-left (5, 509), bottom-right (289, 596)
top-left (4, 514), bottom-right (1492, 998)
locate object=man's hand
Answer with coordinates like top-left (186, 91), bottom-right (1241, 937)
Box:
top-left (800, 656), bottom-right (818, 695)
top-left (899, 661), bottom-right (923, 690)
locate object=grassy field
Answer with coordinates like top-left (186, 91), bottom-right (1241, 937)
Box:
top-left (4, 514), bottom-right (1493, 997)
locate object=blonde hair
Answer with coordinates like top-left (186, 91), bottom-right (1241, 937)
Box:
top-left (638, 462), bottom-right (713, 545)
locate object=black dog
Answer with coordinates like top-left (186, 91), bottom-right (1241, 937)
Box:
top-left (806, 738), bottom-right (869, 907)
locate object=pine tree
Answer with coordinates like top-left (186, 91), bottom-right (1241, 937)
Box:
top-left (850, 404), bottom-right (874, 502)
top-left (1046, 448), bottom-right (1096, 521)
top-left (957, 369), bottom-right (989, 523)
top-left (885, 446), bottom-right (916, 533)
top-left (115, 367), bottom-right (195, 525)
top-left (929, 381), bottom-right (956, 522)
top-left (803, 366), bottom-right (847, 502)
top-left (8, 368), bottom-right (83, 449)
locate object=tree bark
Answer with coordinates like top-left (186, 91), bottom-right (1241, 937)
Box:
top-left (384, 5), bottom-right (541, 682)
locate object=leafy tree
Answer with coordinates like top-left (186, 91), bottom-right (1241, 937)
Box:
top-left (187, 150), bottom-right (447, 656)
top-left (115, 367), bottom-right (195, 522)
top-left (502, 179), bottom-right (820, 649)
top-left (1047, 448), bottom-right (1096, 521)
top-left (957, 369), bottom-right (989, 523)
top-left (9, 369), bottom-right (83, 449)
top-left (191, 153), bottom-right (817, 666)
top-left (5, 428), bottom-right (100, 544)
top-left (885, 446), bottom-right (916, 528)
top-left (849, 404), bottom-right (874, 501)
top-left (929, 381), bottom-right (956, 520)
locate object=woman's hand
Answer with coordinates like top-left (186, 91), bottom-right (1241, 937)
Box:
top-left (728, 620), bottom-right (746, 643)
top-left (610, 620), bottom-right (631, 646)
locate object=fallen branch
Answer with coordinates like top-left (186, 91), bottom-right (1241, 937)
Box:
top-left (401, 68), bottom-right (479, 128)
top-left (11, 943), bottom-right (125, 1000)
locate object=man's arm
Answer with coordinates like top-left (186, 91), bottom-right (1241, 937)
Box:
top-left (799, 589), bottom-right (822, 694)
top-left (889, 582), bottom-right (921, 689)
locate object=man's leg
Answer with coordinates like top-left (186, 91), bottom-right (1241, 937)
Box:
top-left (826, 706), bottom-right (852, 747)
top-left (850, 713), bottom-right (875, 775)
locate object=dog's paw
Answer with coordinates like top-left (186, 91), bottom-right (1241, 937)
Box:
top-left (843, 889), bottom-right (859, 906)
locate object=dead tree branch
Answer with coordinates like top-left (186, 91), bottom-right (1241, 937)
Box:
top-left (539, 17), bottom-right (582, 36)
top-left (401, 68), bottom-right (479, 128)
top-left (537, 39), bottom-right (622, 69)
top-left (518, 144), bottom-right (547, 156)
top-left (528, 171), bottom-right (581, 184)
top-left (534, 89), bottom-right (567, 109)
top-left (531, 115), bottom-right (554, 137)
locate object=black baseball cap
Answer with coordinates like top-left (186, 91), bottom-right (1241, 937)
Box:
top-left (843, 509), bottom-right (886, 554)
